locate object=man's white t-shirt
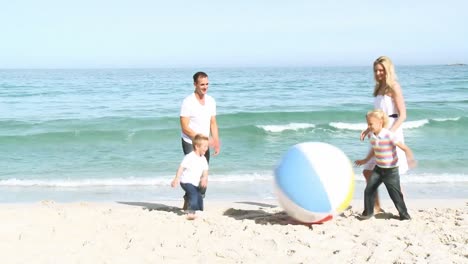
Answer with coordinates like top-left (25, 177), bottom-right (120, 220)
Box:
top-left (180, 151), bottom-right (209, 186)
top-left (180, 93), bottom-right (216, 144)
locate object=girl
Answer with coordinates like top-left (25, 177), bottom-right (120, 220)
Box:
top-left (355, 109), bottom-right (416, 220)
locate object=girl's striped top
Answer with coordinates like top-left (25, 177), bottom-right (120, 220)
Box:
top-left (370, 128), bottom-right (400, 168)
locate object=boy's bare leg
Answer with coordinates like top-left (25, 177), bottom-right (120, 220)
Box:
top-left (182, 195), bottom-right (188, 210)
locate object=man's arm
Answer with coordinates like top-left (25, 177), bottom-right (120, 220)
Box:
top-left (180, 116), bottom-right (196, 140)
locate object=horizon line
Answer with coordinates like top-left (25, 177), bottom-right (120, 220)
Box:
top-left (0, 62), bottom-right (465, 70)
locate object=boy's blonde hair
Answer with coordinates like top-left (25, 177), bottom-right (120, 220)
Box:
top-left (192, 134), bottom-right (209, 150)
top-left (366, 109), bottom-right (389, 128)
top-left (373, 56), bottom-right (398, 97)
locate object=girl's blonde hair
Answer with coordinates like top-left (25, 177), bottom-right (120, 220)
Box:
top-left (367, 109), bottom-right (389, 128)
top-left (373, 56), bottom-right (398, 97)
top-left (192, 134), bottom-right (209, 150)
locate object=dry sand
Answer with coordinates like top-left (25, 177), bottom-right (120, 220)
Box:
top-left (1, 199), bottom-right (466, 263)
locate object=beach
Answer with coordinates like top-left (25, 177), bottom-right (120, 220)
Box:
top-left (2, 198), bottom-right (466, 263)
top-left (1, 67), bottom-right (467, 263)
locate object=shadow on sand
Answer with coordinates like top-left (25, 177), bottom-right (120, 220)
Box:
top-left (224, 202), bottom-right (355, 227)
top-left (374, 212), bottom-right (399, 220)
top-left (223, 207), bottom-right (292, 226)
top-left (354, 211), bottom-right (399, 221)
top-left (117, 201), bottom-right (185, 216)
top-left (234, 201), bottom-right (277, 208)
top-left (223, 201), bottom-right (315, 227)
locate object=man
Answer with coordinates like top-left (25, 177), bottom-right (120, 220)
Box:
top-left (180, 72), bottom-right (220, 207)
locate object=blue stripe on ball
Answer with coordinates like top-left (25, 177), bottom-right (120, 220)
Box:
top-left (275, 146), bottom-right (331, 213)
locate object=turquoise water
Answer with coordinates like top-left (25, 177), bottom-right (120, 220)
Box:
top-left (1, 66), bottom-right (467, 202)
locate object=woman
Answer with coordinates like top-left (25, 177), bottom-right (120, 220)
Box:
top-left (361, 56), bottom-right (408, 213)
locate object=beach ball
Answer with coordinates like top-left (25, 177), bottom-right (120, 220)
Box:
top-left (275, 142), bottom-right (354, 224)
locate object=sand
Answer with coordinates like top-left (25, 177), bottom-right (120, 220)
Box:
top-left (1, 199), bottom-right (466, 263)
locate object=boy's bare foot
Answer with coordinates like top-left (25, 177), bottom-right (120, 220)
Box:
top-left (186, 213), bottom-right (197, 220)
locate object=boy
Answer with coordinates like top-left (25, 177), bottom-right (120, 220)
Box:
top-left (355, 109), bottom-right (416, 221)
top-left (171, 134), bottom-right (209, 220)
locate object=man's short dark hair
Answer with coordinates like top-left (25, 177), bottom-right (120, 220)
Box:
top-left (193, 72), bottom-right (208, 83)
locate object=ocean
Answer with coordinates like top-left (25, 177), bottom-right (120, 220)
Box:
top-left (1, 66), bottom-right (467, 203)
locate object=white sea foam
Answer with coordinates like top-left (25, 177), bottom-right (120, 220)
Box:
top-left (433, 117), bottom-right (460, 122)
top-left (329, 118), bottom-right (447, 131)
top-left (400, 173), bottom-right (468, 184)
top-left (258, 123), bottom-right (315, 133)
top-left (353, 172), bottom-right (468, 184)
top-left (329, 122), bottom-right (366, 131)
top-left (0, 177), bottom-right (169, 187)
top-left (0, 173), bottom-right (272, 187)
top-left (1, 172), bottom-right (466, 187)
top-left (403, 119), bottom-right (429, 129)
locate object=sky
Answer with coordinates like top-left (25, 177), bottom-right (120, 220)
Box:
top-left (1, 0), bottom-right (467, 68)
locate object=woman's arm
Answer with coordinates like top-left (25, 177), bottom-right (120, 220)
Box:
top-left (390, 82), bottom-right (407, 132)
top-left (395, 142), bottom-right (417, 169)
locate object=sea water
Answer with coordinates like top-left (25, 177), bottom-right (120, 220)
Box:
top-left (1, 66), bottom-right (467, 202)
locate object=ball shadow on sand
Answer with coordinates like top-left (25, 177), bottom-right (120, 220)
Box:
top-left (224, 202), bottom-right (355, 228)
top-left (224, 201), bottom-right (317, 227)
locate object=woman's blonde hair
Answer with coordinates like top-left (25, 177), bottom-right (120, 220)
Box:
top-left (192, 134), bottom-right (209, 150)
top-left (373, 56), bottom-right (398, 97)
top-left (366, 109), bottom-right (389, 128)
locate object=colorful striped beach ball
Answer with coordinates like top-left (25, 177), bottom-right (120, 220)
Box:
top-left (275, 142), bottom-right (355, 224)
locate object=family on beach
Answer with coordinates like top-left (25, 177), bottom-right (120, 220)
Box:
top-left (171, 56), bottom-right (417, 222)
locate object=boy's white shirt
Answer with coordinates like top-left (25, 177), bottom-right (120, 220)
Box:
top-left (180, 151), bottom-right (209, 186)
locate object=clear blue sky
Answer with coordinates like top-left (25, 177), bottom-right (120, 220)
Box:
top-left (1, 0), bottom-right (467, 68)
